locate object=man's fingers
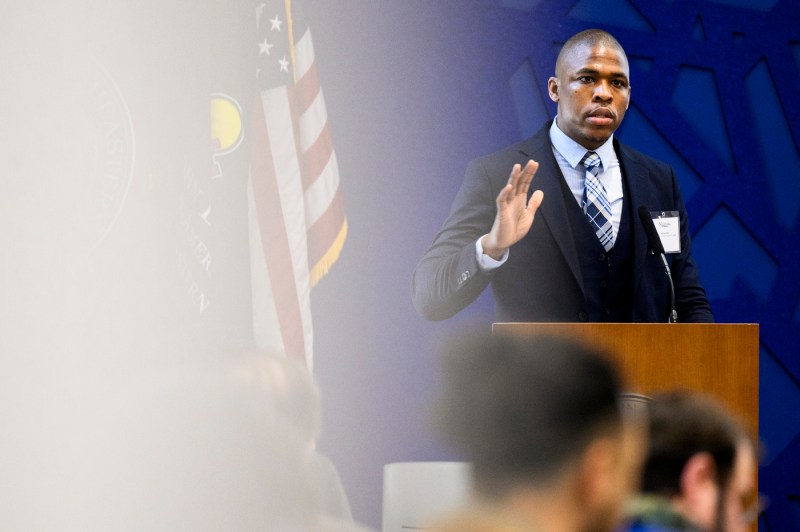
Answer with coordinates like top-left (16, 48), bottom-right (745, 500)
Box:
top-left (500, 160), bottom-right (539, 206)
top-left (515, 160), bottom-right (538, 196)
top-left (527, 189), bottom-right (544, 213)
top-left (506, 163), bottom-right (522, 185)
top-left (506, 160), bottom-right (538, 197)
top-left (496, 182), bottom-right (514, 206)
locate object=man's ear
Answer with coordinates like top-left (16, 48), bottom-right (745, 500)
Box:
top-left (678, 452), bottom-right (718, 529)
top-left (577, 437), bottom-right (621, 507)
top-left (547, 77), bottom-right (559, 103)
top-left (680, 452), bottom-right (716, 493)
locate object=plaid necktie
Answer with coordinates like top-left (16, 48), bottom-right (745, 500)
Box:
top-left (581, 151), bottom-right (614, 251)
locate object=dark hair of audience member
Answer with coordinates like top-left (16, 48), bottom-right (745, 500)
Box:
top-left (434, 332), bottom-right (623, 498)
top-left (641, 391), bottom-right (750, 497)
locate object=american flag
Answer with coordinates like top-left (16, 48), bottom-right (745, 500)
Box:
top-left (248, 0), bottom-right (346, 370)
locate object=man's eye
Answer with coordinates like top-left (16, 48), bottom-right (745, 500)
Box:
top-left (579, 76), bottom-right (594, 83)
top-left (612, 80), bottom-right (628, 88)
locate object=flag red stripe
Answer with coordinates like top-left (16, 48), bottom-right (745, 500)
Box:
top-left (286, 86), bottom-right (311, 195)
top-left (292, 60), bottom-right (334, 193)
top-left (301, 121), bottom-right (334, 191)
top-left (294, 60), bottom-right (320, 114)
top-left (250, 93), bottom-right (308, 366)
top-left (306, 186), bottom-right (346, 266)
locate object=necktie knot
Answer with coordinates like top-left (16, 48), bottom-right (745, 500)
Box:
top-left (580, 151), bottom-right (602, 177)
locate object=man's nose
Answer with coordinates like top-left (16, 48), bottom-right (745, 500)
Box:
top-left (593, 81), bottom-right (612, 100)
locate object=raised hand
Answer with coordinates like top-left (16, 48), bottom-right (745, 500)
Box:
top-left (480, 160), bottom-right (543, 260)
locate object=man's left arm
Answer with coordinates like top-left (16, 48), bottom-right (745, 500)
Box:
top-left (669, 171), bottom-right (714, 323)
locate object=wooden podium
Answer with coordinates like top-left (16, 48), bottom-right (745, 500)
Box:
top-left (492, 323), bottom-right (759, 436)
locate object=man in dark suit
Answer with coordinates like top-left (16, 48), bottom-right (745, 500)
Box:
top-left (412, 29), bottom-right (713, 323)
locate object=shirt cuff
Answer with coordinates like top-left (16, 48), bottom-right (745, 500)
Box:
top-left (475, 236), bottom-right (509, 270)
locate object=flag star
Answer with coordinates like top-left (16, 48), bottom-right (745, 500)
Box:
top-left (278, 56), bottom-right (290, 73)
top-left (255, 2), bottom-right (266, 27)
top-left (270, 14), bottom-right (282, 31)
top-left (258, 38), bottom-right (273, 55)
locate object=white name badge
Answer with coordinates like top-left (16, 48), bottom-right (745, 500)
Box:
top-left (651, 211), bottom-right (681, 254)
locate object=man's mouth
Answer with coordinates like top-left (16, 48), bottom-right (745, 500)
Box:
top-left (586, 109), bottom-right (615, 126)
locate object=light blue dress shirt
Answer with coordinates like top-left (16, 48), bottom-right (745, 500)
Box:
top-left (477, 118), bottom-right (624, 269)
top-left (548, 118), bottom-right (624, 239)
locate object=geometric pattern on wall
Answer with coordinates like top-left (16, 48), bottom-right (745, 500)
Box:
top-left (672, 66), bottom-right (735, 171)
top-left (692, 206), bottom-right (779, 301)
top-left (502, 0), bottom-right (800, 528)
top-left (745, 59), bottom-right (800, 229)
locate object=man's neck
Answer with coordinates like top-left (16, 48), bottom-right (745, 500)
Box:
top-left (501, 486), bottom-right (587, 532)
top-left (549, 118), bottom-right (615, 168)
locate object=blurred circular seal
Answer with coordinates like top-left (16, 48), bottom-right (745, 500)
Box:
top-left (84, 65), bottom-right (135, 245)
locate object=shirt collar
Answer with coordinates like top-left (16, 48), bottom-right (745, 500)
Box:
top-left (549, 117), bottom-right (615, 171)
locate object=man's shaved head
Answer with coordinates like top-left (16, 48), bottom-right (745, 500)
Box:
top-left (555, 29), bottom-right (628, 77)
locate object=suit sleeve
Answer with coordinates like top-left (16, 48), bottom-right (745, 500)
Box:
top-left (411, 158), bottom-right (500, 321)
top-left (669, 169), bottom-right (714, 323)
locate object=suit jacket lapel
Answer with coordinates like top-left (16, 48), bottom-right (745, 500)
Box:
top-left (616, 140), bottom-right (651, 306)
top-left (512, 132), bottom-right (660, 313)
top-left (519, 126), bottom-right (585, 295)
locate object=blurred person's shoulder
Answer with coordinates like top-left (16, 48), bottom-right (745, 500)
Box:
top-left (619, 495), bottom-right (702, 532)
top-left (429, 505), bottom-right (539, 532)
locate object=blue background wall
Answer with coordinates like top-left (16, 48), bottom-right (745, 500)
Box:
top-left (300, 1), bottom-right (800, 528)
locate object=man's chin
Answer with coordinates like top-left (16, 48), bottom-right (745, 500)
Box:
top-left (578, 133), bottom-right (613, 149)
top-left (584, 126), bottom-right (617, 144)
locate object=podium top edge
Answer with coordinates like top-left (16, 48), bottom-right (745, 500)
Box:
top-left (491, 323), bottom-right (760, 331)
top-left (492, 322), bottom-right (760, 326)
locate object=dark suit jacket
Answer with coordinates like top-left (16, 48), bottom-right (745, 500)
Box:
top-left (412, 122), bottom-right (713, 323)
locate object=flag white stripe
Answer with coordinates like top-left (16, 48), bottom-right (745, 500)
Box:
top-left (261, 86), bottom-right (314, 369)
top-left (304, 150), bottom-right (340, 228)
top-left (247, 174), bottom-right (286, 355)
top-left (299, 88), bottom-right (327, 154)
top-left (295, 28), bottom-right (314, 81)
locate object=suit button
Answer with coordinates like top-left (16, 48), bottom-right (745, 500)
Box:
top-left (578, 311), bottom-right (589, 322)
top-left (600, 280), bottom-right (608, 289)
top-left (598, 253), bottom-right (606, 262)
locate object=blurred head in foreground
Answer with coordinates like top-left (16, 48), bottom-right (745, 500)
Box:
top-left (433, 332), bottom-right (645, 532)
top-left (76, 352), bottom-right (358, 532)
top-left (623, 390), bottom-right (758, 532)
